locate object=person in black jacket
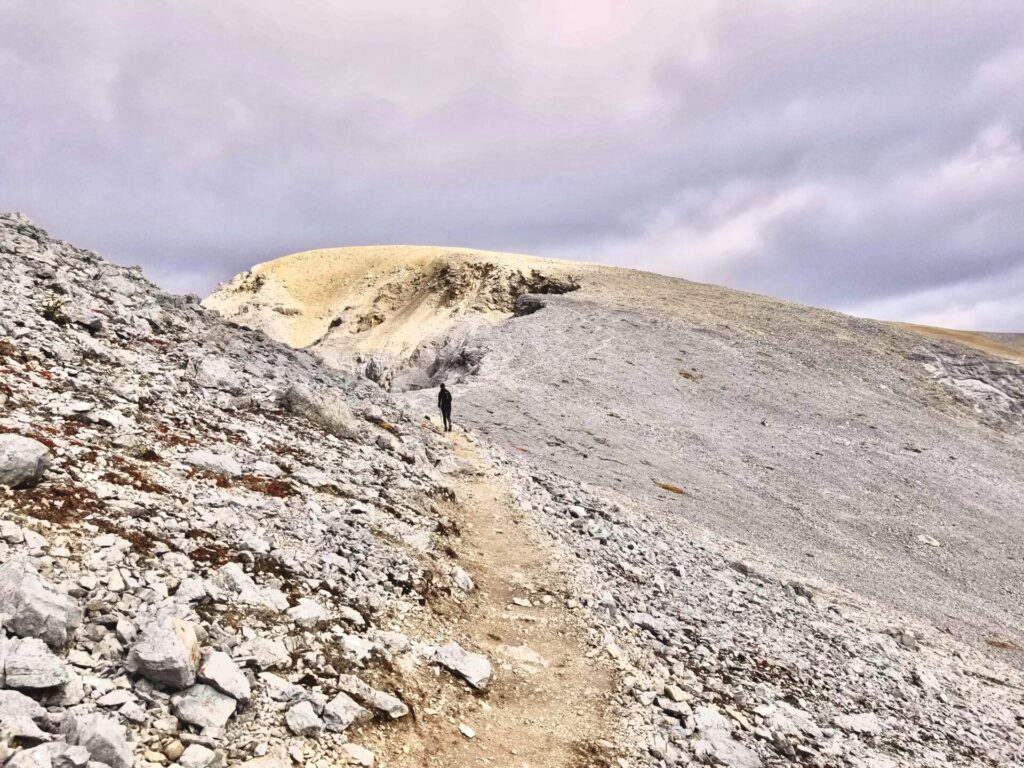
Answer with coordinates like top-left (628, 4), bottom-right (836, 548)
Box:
top-left (438, 383), bottom-right (453, 432)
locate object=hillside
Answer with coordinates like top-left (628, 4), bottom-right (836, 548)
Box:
top-left (2, 219), bottom-right (1022, 768)
top-left (208, 243), bottom-right (1024, 765)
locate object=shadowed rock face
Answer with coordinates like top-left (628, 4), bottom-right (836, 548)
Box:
top-left (211, 246), bottom-right (1024, 660)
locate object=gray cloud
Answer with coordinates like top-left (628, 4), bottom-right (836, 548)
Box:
top-left (1, 0), bottom-right (1022, 328)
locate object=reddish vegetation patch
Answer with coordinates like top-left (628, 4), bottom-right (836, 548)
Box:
top-left (986, 637), bottom-right (1021, 651)
top-left (654, 481), bottom-right (687, 495)
top-left (8, 483), bottom-right (106, 524)
top-left (190, 542), bottom-right (235, 567)
top-left (237, 474), bottom-right (295, 498)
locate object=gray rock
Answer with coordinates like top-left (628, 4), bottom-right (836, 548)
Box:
top-left (61, 710), bottom-right (133, 768)
top-left (339, 743), bottom-right (375, 766)
top-left (258, 672), bottom-right (303, 703)
top-left (322, 692), bottom-right (371, 733)
top-left (6, 743), bottom-right (91, 768)
top-left (433, 641), bottom-right (492, 690)
top-left (835, 712), bottom-right (882, 735)
top-left (236, 637), bottom-right (290, 670)
top-left (691, 706), bottom-right (762, 768)
top-left (285, 598), bottom-right (326, 628)
top-left (0, 434), bottom-right (51, 488)
top-left (197, 650), bottom-right (250, 703)
top-left (178, 743), bottom-right (217, 768)
top-left (283, 385), bottom-right (362, 440)
top-left (0, 689), bottom-right (49, 739)
top-left (0, 558), bottom-right (82, 647)
top-left (336, 675), bottom-right (409, 719)
top-left (285, 700), bottom-right (323, 737)
top-left (190, 356), bottom-right (239, 392)
top-left (4, 636), bottom-right (68, 688)
top-left (171, 684), bottom-right (237, 729)
top-left (213, 564), bottom-right (288, 611)
top-left (184, 449), bottom-right (242, 477)
top-left (124, 616), bottom-right (200, 689)
top-left (450, 566), bottom-right (474, 592)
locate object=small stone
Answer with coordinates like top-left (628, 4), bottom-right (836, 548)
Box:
top-left (459, 724), bottom-right (476, 738)
top-left (164, 740), bottom-right (185, 761)
top-left (179, 744), bottom-right (217, 768)
top-left (339, 744), bottom-right (374, 767)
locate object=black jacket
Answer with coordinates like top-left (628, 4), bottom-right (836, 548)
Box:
top-left (438, 389), bottom-right (452, 410)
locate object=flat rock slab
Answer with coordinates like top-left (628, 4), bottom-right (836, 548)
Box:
top-left (0, 558), bottom-right (82, 647)
top-left (3, 636), bottom-right (68, 689)
top-left (171, 684), bottom-right (237, 728)
top-left (433, 641), bottom-right (492, 690)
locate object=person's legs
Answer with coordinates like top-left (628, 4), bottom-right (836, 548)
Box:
top-left (443, 408), bottom-right (452, 431)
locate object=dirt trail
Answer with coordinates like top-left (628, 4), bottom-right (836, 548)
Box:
top-left (372, 431), bottom-right (618, 768)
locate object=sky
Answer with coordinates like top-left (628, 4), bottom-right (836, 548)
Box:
top-left (1, 1), bottom-right (1023, 331)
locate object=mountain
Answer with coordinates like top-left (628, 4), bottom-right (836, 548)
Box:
top-left (208, 243), bottom-right (1024, 764)
top-left (207, 244), bottom-right (1024, 650)
top-left (2, 217), bottom-right (1022, 768)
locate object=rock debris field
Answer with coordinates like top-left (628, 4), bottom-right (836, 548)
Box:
top-left (1, 214), bottom-right (1023, 768)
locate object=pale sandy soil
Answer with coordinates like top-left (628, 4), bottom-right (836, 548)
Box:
top-left (361, 431), bottom-right (618, 768)
top-left (894, 322), bottom-right (1024, 364)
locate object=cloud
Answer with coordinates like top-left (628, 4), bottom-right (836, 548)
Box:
top-left (0, 0), bottom-right (1022, 328)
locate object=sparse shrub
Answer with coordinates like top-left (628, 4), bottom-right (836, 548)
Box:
top-left (40, 292), bottom-right (70, 325)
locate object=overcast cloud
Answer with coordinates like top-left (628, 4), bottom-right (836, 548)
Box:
top-left (1, 1), bottom-right (1022, 329)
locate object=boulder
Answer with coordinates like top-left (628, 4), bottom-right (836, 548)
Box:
top-left (0, 435), bottom-right (51, 488)
top-left (171, 684), bottom-right (237, 728)
top-left (197, 650), bottom-right (250, 703)
top-left (4, 636), bottom-right (68, 689)
top-left (433, 641), bottom-right (492, 690)
top-left (285, 701), bottom-right (323, 737)
top-left (124, 616), bottom-right (200, 689)
top-left (283, 385), bottom-right (361, 440)
top-left (0, 689), bottom-right (49, 739)
top-left (0, 558), bottom-right (82, 647)
top-left (323, 692), bottom-right (371, 733)
top-left (61, 710), bottom-right (133, 768)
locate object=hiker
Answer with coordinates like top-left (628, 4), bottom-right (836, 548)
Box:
top-left (438, 383), bottom-right (453, 432)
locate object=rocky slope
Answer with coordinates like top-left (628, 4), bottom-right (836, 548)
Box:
top-left (1, 215), bottom-right (630, 768)
top-left (209, 241), bottom-right (1024, 766)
